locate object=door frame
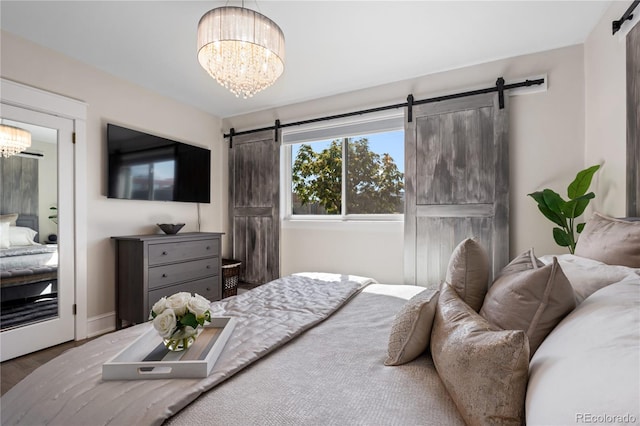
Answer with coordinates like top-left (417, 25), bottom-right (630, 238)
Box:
top-left (1, 78), bottom-right (88, 346)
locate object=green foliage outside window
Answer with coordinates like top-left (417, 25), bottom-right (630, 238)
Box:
top-left (291, 137), bottom-right (404, 215)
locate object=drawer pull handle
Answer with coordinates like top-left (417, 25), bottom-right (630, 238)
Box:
top-left (206, 288), bottom-right (211, 291)
top-left (206, 265), bottom-right (211, 269)
top-left (206, 246), bottom-right (210, 250)
top-left (162, 251), bottom-right (167, 256)
top-left (162, 273), bottom-right (167, 278)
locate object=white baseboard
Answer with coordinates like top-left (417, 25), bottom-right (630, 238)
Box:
top-left (86, 311), bottom-right (116, 338)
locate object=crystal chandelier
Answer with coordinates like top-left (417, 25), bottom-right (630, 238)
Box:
top-left (0, 124), bottom-right (31, 158)
top-left (197, 6), bottom-right (285, 99)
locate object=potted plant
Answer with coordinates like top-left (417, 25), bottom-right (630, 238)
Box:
top-left (528, 165), bottom-right (600, 254)
top-left (47, 206), bottom-right (58, 243)
top-left (48, 206), bottom-right (58, 224)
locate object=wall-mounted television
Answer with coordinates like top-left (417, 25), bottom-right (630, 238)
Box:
top-left (107, 124), bottom-right (211, 203)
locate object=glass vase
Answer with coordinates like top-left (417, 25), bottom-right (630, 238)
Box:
top-left (163, 328), bottom-right (198, 352)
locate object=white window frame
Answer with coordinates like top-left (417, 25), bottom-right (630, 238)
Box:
top-left (281, 112), bottom-right (405, 222)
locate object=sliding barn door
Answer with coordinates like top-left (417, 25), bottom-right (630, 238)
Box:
top-left (404, 93), bottom-right (509, 287)
top-left (627, 22), bottom-right (640, 217)
top-left (229, 130), bottom-right (280, 284)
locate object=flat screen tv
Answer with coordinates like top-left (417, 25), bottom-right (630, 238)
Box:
top-left (107, 124), bottom-right (211, 203)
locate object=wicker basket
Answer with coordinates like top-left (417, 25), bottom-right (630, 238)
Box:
top-left (221, 259), bottom-right (241, 298)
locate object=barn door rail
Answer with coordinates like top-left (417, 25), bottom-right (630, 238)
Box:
top-left (225, 76), bottom-right (545, 147)
top-left (613, 0), bottom-right (639, 34)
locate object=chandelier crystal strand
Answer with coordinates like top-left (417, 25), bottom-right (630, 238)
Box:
top-left (0, 124), bottom-right (31, 158)
top-left (197, 6), bottom-right (285, 99)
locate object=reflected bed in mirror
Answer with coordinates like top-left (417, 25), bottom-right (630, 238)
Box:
top-left (1, 215), bottom-right (59, 330)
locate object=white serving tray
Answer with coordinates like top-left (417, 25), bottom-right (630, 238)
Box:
top-left (102, 317), bottom-right (237, 380)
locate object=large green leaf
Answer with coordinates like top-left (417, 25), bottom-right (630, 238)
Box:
top-left (567, 165), bottom-right (600, 199)
top-left (553, 228), bottom-right (572, 247)
top-left (179, 312), bottom-right (199, 329)
top-left (528, 191), bottom-right (546, 206)
top-left (542, 189), bottom-right (566, 216)
top-left (529, 191), bottom-right (565, 227)
top-left (537, 205), bottom-right (566, 227)
top-left (562, 193), bottom-right (595, 218)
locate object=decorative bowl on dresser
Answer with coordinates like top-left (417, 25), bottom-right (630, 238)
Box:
top-left (111, 232), bottom-right (223, 329)
top-left (157, 223), bottom-right (185, 235)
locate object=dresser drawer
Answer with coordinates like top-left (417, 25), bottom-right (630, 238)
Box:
top-left (148, 277), bottom-right (219, 307)
top-left (148, 239), bottom-right (219, 265)
top-left (113, 232), bottom-right (223, 329)
top-left (148, 257), bottom-right (219, 289)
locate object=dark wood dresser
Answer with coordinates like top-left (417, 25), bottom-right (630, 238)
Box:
top-left (112, 232), bottom-right (223, 329)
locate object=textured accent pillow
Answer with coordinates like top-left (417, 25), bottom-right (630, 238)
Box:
top-left (575, 212), bottom-right (640, 268)
top-left (480, 250), bottom-right (576, 356)
top-left (445, 238), bottom-right (489, 312)
top-left (431, 283), bottom-right (529, 425)
top-left (0, 213), bottom-right (19, 226)
top-left (385, 288), bottom-right (439, 366)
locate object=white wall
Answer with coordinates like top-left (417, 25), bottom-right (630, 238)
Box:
top-left (225, 45), bottom-right (591, 285)
top-left (584, 1), bottom-right (630, 216)
top-left (32, 139), bottom-right (58, 241)
top-left (1, 31), bottom-right (226, 325)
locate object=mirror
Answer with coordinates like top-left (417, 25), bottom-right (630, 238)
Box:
top-left (0, 119), bottom-right (59, 330)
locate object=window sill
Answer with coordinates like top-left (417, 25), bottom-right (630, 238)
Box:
top-left (281, 217), bottom-right (403, 232)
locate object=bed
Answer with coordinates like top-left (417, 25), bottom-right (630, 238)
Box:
top-left (0, 213), bottom-right (638, 425)
top-left (0, 214), bottom-right (59, 329)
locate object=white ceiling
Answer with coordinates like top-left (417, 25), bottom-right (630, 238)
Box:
top-left (1, 1), bottom-right (611, 119)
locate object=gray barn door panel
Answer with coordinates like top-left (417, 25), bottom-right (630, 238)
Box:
top-left (229, 130), bottom-right (280, 284)
top-left (405, 93), bottom-right (509, 287)
top-left (628, 22), bottom-right (639, 217)
top-left (0, 156), bottom-right (38, 217)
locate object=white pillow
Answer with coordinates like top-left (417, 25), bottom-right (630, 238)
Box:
top-left (0, 221), bottom-right (9, 248)
top-left (526, 275), bottom-right (640, 425)
top-left (8, 226), bottom-right (39, 246)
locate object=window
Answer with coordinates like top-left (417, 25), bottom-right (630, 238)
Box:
top-left (284, 116), bottom-right (404, 219)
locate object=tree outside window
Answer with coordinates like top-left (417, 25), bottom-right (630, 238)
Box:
top-left (291, 130), bottom-right (404, 216)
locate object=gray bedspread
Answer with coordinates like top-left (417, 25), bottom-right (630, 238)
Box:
top-left (1, 273), bottom-right (373, 426)
top-left (167, 283), bottom-right (464, 426)
top-left (0, 244), bottom-right (57, 272)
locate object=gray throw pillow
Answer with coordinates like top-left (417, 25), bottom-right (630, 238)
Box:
top-left (575, 212), bottom-right (640, 268)
top-left (480, 249), bottom-right (576, 356)
top-left (445, 238), bottom-right (490, 312)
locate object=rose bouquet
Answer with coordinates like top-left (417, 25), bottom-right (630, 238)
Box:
top-left (150, 292), bottom-right (212, 351)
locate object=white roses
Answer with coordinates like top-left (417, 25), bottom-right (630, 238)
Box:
top-left (187, 293), bottom-right (211, 318)
top-left (150, 292), bottom-right (212, 339)
top-left (164, 292), bottom-right (191, 317)
top-left (153, 309), bottom-right (177, 338)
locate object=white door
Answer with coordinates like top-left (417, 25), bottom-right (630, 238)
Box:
top-left (0, 104), bottom-right (75, 361)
